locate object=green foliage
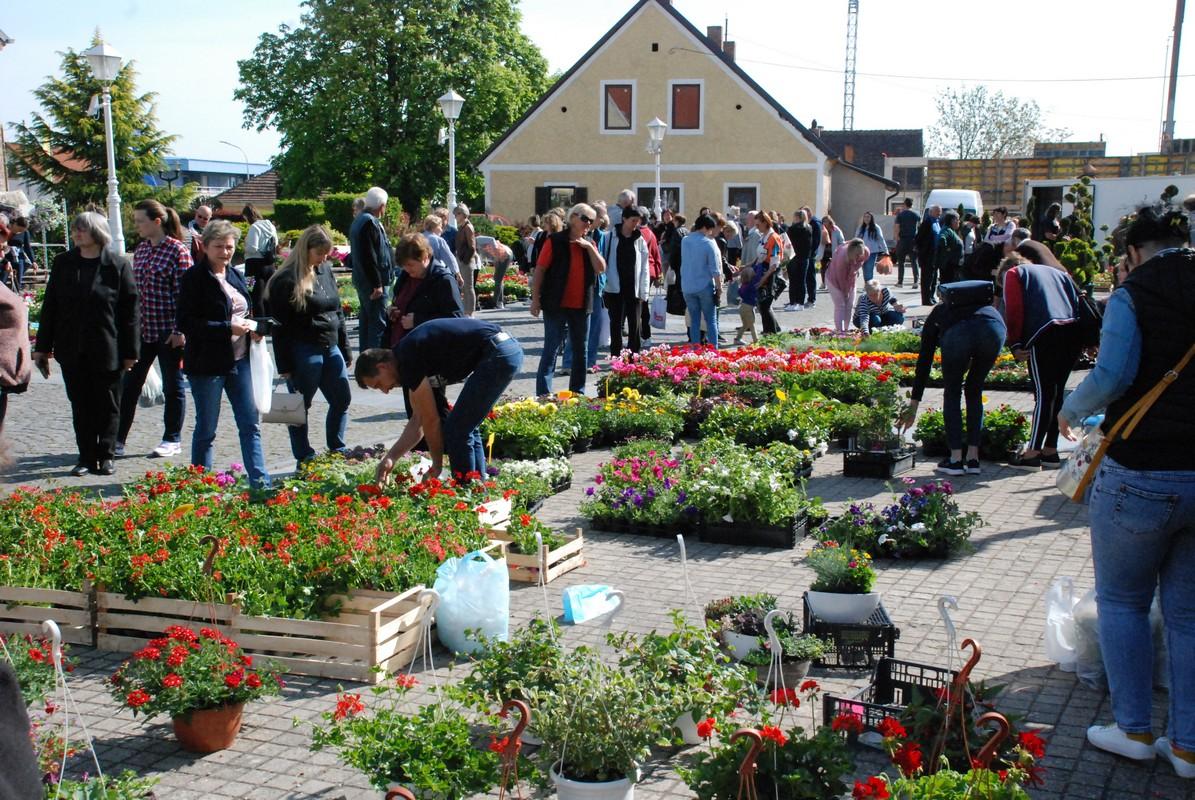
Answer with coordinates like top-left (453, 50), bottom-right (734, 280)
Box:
top-left (502, 511), bottom-right (565, 554)
top-left (703, 593), bottom-right (777, 624)
top-left (685, 439), bottom-right (813, 527)
top-left (855, 330), bottom-right (922, 353)
top-left (679, 725), bottom-right (852, 800)
top-left (1055, 176), bottom-right (1104, 286)
top-left (236, 0), bottom-right (551, 216)
top-left (815, 481), bottom-right (983, 559)
top-left (1, 634), bottom-right (75, 706)
top-left (482, 398), bottom-right (579, 459)
top-left (51, 771), bottom-right (159, 799)
top-left (272, 199), bottom-right (326, 231)
top-left (699, 394), bottom-right (830, 451)
top-left (741, 631), bottom-right (826, 665)
top-left (914, 404), bottom-right (1030, 459)
top-left (883, 768), bottom-right (1031, 799)
top-left (806, 542), bottom-right (876, 593)
top-left (456, 616), bottom-right (566, 708)
top-left (9, 35), bottom-right (175, 209)
top-left (789, 370), bottom-right (885, 405)
top-left (597, 388), bottom-right (686, 442)
top-left (321, 192), bottom-right (362, 236)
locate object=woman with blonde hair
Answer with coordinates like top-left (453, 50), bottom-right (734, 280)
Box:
top-left (267, 225), bottom-right (352, 468)
top-left (826, 238), bottom-right (871, 331)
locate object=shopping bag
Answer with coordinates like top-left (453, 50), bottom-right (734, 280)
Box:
top-left (650, 293), bottom-right (668, 330)
top-left (138, 363), bottom-right (165, 408)
top-left (1044, 577), bottom-right (1079, 671)
top-left (261, 391), bottom-right (306, 425)
top-left (248, 339), bottom-right (275, 414)
top-left (1056, 420), bottom-right (1104, 502)
top-left (596, 306), bottom-right (611, 348)
top-left (876, 254), bottom-right (894, 275)
top-left (433, 548), bottom-right (509, 654)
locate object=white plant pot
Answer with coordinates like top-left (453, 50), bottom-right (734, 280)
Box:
top-left (675, 710), bottom-right (703, 745)
top-left (722, 630), bottom-right (760, 661)
top-left (805, 590), bottom-right (881, 624)
top-left (552, 763), bottom-right (636, 800)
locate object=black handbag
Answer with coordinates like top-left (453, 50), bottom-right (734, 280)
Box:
top-left (1075, 292), bottom-right (1104, 347)
top-left (666, 284), bottom-right (687, 316)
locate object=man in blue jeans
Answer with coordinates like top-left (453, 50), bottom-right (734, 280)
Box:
top-left (530, 204), bottom-right (606, 395)
top-left (680, 214), bottom-right (723, 347)
top-left (349, 187), bottom-right (394, 354)
top-left (355, 317), bottom-right (523, 483)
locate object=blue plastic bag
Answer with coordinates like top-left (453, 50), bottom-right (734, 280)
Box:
top-left (562, 584), bottom-right (620, 624)
top-left (433, 549), bottom-right (509, 654)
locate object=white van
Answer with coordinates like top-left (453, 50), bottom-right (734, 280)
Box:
top-left (923, 189), bottom-right (983, 219)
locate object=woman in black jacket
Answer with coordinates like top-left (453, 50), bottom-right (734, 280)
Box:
top-left (266, 225), bottom-right (352, 467)
top-left (33, 212), bottom-right (138, 476)
top-left (177, 220), bottom-right (270, 489)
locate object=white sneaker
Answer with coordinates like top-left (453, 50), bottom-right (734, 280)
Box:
top-left (114, 442), bottom-right (125, 457)
top-left (150, 441), bottom-right (182, 458)
top-left (782, 304), bottom-right (797, 311)
top-left (1156, 738), bottom-right (1195, 778)
top-left (1086, 724), bottom-right (1156, 761)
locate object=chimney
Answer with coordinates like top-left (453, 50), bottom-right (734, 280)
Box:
top-left (810, 118), bottom-right (824, 138)
top-left (843, 144), bottom-right (856, 163)
top-left (723, 40), bottom-right (736, 62)
top-left (707, 25), bottom-right (723, 50)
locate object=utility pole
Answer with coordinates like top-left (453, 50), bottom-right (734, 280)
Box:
top-left (843, 0), bottom-right (859, 131)
top-left (1162, 0), bottom-right (1185, 153)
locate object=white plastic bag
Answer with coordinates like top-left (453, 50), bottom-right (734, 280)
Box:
top-left (1072, 589), bottom-right (1105, 690)
top-left (1044, 577), bottom-right (1079, 671)
top-left (650, 294), bottom-right (667, 330)
top-left (248, 339), bottom-right (275, 415)
top-left (596, 306), bottom-right (610, 348)
top-left (138, 363), bottom-right (165, 408)
top-left (433, 549), bottom-right (509, 654)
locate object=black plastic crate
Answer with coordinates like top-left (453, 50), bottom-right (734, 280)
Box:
top-left (821, 657), bottom-right (961, 740)
top-left (699, 513), bottom-right (808, 549)
top-left (842, 444), bottom-right (916, 478)
top-left (802, 592), bottom-right (899, 669)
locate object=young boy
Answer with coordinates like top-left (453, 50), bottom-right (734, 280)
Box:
top-left (733, 266), bottom-right (762, 345)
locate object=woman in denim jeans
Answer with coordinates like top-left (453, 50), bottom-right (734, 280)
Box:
top-left (266, 226), bottom-right (352, 469)
top-left (898, 281), bottom-right (1006, 476)
top-left (177, 220), bottom-right (270, 489)
top-left (1059, 204), bottom-right (1195, 778)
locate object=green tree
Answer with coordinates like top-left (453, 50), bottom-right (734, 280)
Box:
top-left (928, 85), bottom-right (1069, 159)
top-left (235, 0), bottom-right (550, 215)
top-left (8, 33), bottom-right (175, 210)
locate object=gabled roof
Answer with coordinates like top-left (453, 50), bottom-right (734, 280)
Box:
top-left (213, 169), bottom-right (280, 212)
top-left (816, 129), bottom-right (924, 175)
top-left (477, 0), bottom-right (837, 167)
top-left (4, 142), bottom-right (91, 183)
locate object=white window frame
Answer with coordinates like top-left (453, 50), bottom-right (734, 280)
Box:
top-left (633, 183), bottom-right (685, 216)
top-left (667, 79), bottom-right (705, 135)
top-left (600, 79), bottom-right (637, 135)
top-left (723, 183), bottom-right (761, 215)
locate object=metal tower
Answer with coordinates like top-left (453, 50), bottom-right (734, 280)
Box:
top-left (843, 0), bottom-right (859, 130)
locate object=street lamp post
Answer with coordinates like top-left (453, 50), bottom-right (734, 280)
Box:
top-left (83, 41), bottom-right (124, 252)
top-left (219, 140), bottom-right (251, 183)
top-left (437, 90), bottom-right (465, 212)
top-left (646, 117), bottom-right (668, 219)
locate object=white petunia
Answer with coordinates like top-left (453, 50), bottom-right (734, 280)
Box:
top-left (722, 514), bottom-right (734, 523)
top-left (787, 429), bottom-right (798, 441)
top-left (878, 534), bottom-right (891, 545)
top-left (911, 522), bottom-right (926, 532)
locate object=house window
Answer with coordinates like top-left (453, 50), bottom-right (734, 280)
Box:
top-left (636, 185), bottom-right (683, 216)
top-left (603, 83), bottom-right (633, 131)
top-left (725, 185), bottom-right (759, 216)
top-left (892, 166), bottom-right (925, 191)
top-left (534, 185), bottom-right (587, 215)
top-left (671, 83), bottom-right (701, 131)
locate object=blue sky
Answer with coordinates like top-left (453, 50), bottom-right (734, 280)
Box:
top-left (2, 0), bottom-right (1191, 165)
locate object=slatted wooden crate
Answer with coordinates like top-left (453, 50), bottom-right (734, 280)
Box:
top-left (0, 583), bottom-right (94, 646)
top-left (487, 527), bottom-right (586, 584)
top-left (95, 586), bottom-right (437, 684)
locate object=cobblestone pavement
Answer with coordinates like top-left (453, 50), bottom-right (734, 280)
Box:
top-left (7, 288), bottom-right (1191, 799)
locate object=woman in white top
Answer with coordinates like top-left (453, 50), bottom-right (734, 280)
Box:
top-left (242, 203), bottom-right (278, 316)
top-left (602, 205), bottom-right (651, 355)
top-left (856, 211), bottom-right (888, 282)
top-left (983, 206), bottom-right (1017, 249)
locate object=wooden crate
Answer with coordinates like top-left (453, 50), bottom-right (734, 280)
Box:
top-left (0, 583), bottom-right (94, 646)
top-left (488, 527), bottom-right (585, 584)
top-left (95, 586), bottom-right (437, 684)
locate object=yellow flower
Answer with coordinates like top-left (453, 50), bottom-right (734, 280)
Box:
top-left (775, 389), bottom-right (788, 402)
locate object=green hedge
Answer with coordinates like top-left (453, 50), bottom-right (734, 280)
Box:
top-left (322, 193), bottom-right (360, 237)
top-left (272, 199), bottom-right (326, 231)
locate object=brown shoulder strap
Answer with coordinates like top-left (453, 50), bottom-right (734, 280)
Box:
top-left (1111, 342), bottom-right (1195, 442)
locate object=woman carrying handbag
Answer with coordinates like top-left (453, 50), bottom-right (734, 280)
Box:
top-left (1057, 204), bottom-right (1195, 779)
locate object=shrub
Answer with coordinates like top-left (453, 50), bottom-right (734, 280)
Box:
top-left (321, 193), bottom-right (361, 237)
top-left (272, 199), bottom-right (326, 231)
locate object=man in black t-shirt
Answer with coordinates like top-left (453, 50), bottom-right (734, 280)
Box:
top-left (893, 198), bottom-right (920, 288)
top-left (355, 317), bottom-right (523, 484)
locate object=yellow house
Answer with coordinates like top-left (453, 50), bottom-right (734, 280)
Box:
top-left (479, 0), bottom-right (896, 224)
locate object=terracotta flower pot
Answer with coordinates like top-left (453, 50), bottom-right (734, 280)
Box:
top-left (172, 702), bottom-right (244, 753)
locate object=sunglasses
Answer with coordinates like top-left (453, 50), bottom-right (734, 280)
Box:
top-left (578, 215), bottom-right (593, 225)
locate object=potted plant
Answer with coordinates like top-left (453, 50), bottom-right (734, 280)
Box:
top-left (742, 631), bottom-right (826, 685)
top-left (526, 645), bottom-right (667, 800)
top-left (309, 676), bottom-right (504, 799)
top-left (804, 542), bottom-right (879, 623)
top-left (843, 386), bottom-right (916, 478)
top-left (815, 481), bottom-right (983, 559)
top-left (703, 594), bottom-right (786, 660)
top-left (608, 610), bottom-right (753, 746)
top-left (109, 626), bottom-right (281, 752)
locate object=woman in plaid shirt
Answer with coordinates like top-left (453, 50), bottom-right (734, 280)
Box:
top-left (117, 200), bottom-right (193, 459)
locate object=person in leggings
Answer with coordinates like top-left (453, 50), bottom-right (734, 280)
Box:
top-left (999, 254), bottom-right (1083, 470)
top-left (899, 282), bottom-right (1006, 475)
top-left (751, 212), bottom-right (785, 335)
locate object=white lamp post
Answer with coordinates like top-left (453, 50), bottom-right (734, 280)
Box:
top-left (646, 117), bottom-right (668, 219)
top-left (83, 41), bottom-right (124, 252)
top-left (219, 139), bottom-right (251, 183)
top-left (437, 89), bottom-right (465, 213)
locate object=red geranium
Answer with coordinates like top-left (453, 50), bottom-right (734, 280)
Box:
top-left (892, 742), bottom-right (923, 776)
top-left (877, 717), bottom-right (907, 740)
top-left (799, 679), bottom-right (820, 693)
top-left (696, 717), bottom-right (717, 739)
top-left (852, 776), bottom-right (890, 799)
top-left (1018, 730), bottom-right (1047, 759)
top-left (759, 725), bottom-right (788, 747)
top-left (126, 689), bottom-right (151, 707)
top-left (333, 692), bottom-right (365, 721)
top-left (831, 712), bottom-right (865, 735)
top-left (161, 673), bottom-right (182, 688)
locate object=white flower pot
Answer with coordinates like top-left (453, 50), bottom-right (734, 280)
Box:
top-left (805, 591), bottom-right (881, 624)
top-left (675, 710), bottom-right (703, 745)
top-left (551, 763), bottom-right (636, 800)
top-left (721, 630), bottom-right (760, 661)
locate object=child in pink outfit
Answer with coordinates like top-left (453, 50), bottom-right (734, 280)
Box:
top-left (825, 239), bottom-right (870, 331)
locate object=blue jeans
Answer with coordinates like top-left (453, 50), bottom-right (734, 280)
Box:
top-left (1090, 457), bottom-right (1195, 751)
top-left (939, 316), bottom-right (1004, 451)
top-left (868, 310), bottom-right (906, 330)
top-left (862, 252), bottom-right (879, 282)
top-left (684, 287), bottom-right (718, 347)
top-left (354, 275), bottom-right (392, 354)
top-left (188, 356), bottom-right (270, 489)
top-left (563, 285), bottom-right (604, 370)
top-left (444, 334), bottom-right (523, 478)
top-left (118, 338), bottom-right (187, 444)
top-left (285, 342), bottom-right (352, 463)
top-left (537, 308), bottom-right (589, 395)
